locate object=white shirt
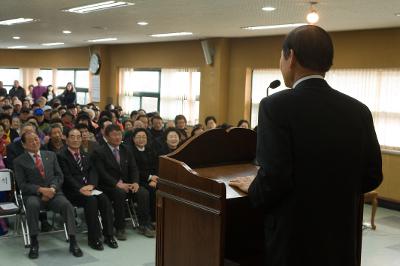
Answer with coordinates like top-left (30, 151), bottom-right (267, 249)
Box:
top-left (28, 151), bottom-right (42, 162)
top-left (292, 75), bottom-right (324, 89)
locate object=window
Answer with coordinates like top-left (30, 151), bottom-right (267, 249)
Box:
top-left (0, 68), bottom-right (21, 92)
top-left (119, 68), bottom-right (201, 125)
top-left (57, 69), bottom-right (90, 104)
top-left (251, 68), bottom-right (400, 151)
top-left (38, 69), bottom-right (53, 87)
top-left (119, 69), bottom-right (161, 113)
top-left (160, 69), bottom-right (200, 125)
top-left (251, 69), bottom-right (289, 127)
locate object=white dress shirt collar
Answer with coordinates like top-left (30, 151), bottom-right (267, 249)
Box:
top-left (292, 75), bottom-right (324, 89)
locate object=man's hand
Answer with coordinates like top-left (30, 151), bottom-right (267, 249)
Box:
top-left (229, 176), bottom-right (255, 193)
top-left (129, 183), bottom-right (140, 193)
top-left (150, 175), bottom-right (159, 182)
top-left (79, 187), bottom-right (92, 196)
top-left (81, 185), bottom-right (95, 191)
top-left (116, 181), bottom-right (130, 193)
top-left (149, 181), bottom-right (157, 188)
top-left (39, 187), bottom-right (55, 199)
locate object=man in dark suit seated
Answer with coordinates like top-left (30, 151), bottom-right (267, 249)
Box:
top-left (92, 124), bottom-right (155, 240)
top-left (58, 128), bottom-right (118, 250)
top-left (14, 132), bottom-right (83, 259)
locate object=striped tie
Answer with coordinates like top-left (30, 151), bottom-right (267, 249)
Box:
top-left (74, 152), bottom-right (83, 171)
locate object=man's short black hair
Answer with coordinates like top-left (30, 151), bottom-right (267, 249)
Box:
top-left (21, 131), bottom-right (37, 144)
top-left (104, 124), bottom-right (122, 136)
top-left (98, 117), bottom-right (112, 129)
top-left (0, 113), bottom-right (12, 123)
top-left (36, 76), bottom-right (43, 82)
top-left (66, 128), bottom-right (81, 138)
top-left (75, 123), bottom-right (89, 131)
top-left (282, 25), bottom-right (333, 73)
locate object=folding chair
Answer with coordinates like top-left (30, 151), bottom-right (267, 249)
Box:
top-left (19, 193), bottom-right (69, 246)
top-left (125, 197), bottom-right (139, 229)
top-left (0, 169), bottom-right (29, 247)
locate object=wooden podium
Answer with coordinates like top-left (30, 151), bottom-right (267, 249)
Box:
top-left (156, 128), bottom-right (264, 266)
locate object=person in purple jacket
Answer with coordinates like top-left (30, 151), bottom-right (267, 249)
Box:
top-left (32, 77), bottom-right (47, 103)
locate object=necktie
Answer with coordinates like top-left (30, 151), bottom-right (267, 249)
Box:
top-left (113, 148), bottom-right (120, 164)
top-left (34, 153), bottom-right (45, 178)
top-left (74, 152), bottom-right (83, 171)
top-left (74, 152), bottom-right (86, 183)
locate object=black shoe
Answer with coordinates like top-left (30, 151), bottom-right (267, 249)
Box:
top-left (41, 220), bottom-right (52, 232)
top-left (104, 236), bottom-right (118, 249)
top-left (138, 225), bottom-right (156, 238)
top-left (69, 241), bottom-right (83, 257)
top-left (116, 229), bottom-right (127, 241)
top-left (88, 239), bottom-right (104, 251)
top-left (28, 242), bottom-right (39, 259)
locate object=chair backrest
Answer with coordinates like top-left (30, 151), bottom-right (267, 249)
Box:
top-left (0, 169), bottom-right (12, 193)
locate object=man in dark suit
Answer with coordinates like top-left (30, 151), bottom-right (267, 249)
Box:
top-left (230, 25), bottom-right (383, 266)
top-left (14, 132), bottom-right (83, 259)
top-left (95, 117), bottom-right (112, 146)
top-left (58, 128), bottom-right (118, 250)
top-left (92, 124), bottom-right (155, 240)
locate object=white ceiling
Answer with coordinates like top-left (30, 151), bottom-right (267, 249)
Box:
top-left (0, 0), bottom-right (400, 49)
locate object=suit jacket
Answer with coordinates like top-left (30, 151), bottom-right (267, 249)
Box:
top-left (57, 147), bottom-right (97, 198)
top-left (249, 78), bottom-right (383, 266)
top-left (92, 143), bottom-right (139, 189)
top-left (14, 150), bottom-right (64, 197)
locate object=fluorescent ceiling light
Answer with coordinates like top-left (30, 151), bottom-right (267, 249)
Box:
top-left (87, 37), bottom-right (117, 42)
top-left (13, 36), bottom-right (21, 40)
top-left (137, 21), bottom-right (148, 26)
top-left (262, 6), bottom-right (276, 11)
top-left (150, 32), bottom-right (193, 37)
top-left (62, 30), bottom-right (72, 34)
top-left (0, 18), bottom-right (36, 26)
top-left (8, 46), bottom-right (27, 49)
top-left (63, 1), bottom-right (134, 14)
top-left (42, 42), bottom-right (65, 46)
top-left (242, 23), bottom-right (306, 30)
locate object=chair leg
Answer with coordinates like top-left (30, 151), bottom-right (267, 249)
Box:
top-left (371, 196), bottom-right (378, 230)
top-left (64, 223), bottom-right (69, 242)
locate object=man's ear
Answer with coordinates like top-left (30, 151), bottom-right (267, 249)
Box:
top-left (288, 49), bottom-right (297, 69)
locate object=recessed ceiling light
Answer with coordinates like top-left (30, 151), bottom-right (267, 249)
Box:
top-left (395, 13), bottom-right (400, 17)
top-left (87, 37), bottom-right (117, 42)
top-left (262, 6), bottom-right (276, 11)
top-left (0, 18), bottom-right (37, 26)
top-left (150, 32), bottom-right (193, 38)
top-left (137, 21), bottom-right (148, 26)
top-left (13, 36), bottom-right (21, 40)
top-left (42, 42), bottom-right (65, 46)
top-left (242, 23), bottom-right (306, 30)
top-left (62, 30), bottom-right (72, 34)
top-left (63, 1), bottom-right (135, 14)
top-left (8, 45), bottom-right (27, 49)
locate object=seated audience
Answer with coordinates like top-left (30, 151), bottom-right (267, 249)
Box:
top-left (174, 115), bottom-right (188, 141)
top-left (237, 119), bottom-right (250, 129)
top-left (58, 128), bottom-right (117, 250)
top-left (191, 124), bottom-right (205, 137)
top-left (156, 127), bottom-right (181, 156)
top-left (44, 124), bottom-right (66, 153)
top-left (14, 132), bottom-right (82, 259)
top-left (126, 128), bottom-right (158, 222)
top-left (205, 116), bottom-right (217, 130)
top-left (92, 125), bottom-right (155, 240)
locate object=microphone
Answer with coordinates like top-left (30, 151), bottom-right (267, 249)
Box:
top-left (267, 79), bottom-right (281, 96)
